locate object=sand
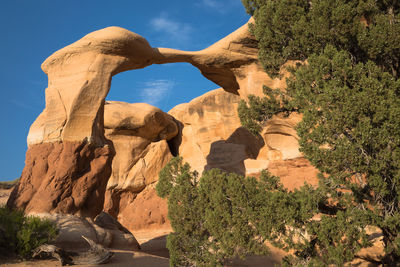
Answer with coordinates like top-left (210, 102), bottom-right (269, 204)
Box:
top-left (0, 226), bottom-right (284, 267)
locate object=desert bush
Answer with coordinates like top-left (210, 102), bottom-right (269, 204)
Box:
top-left (239, 0), bottom-right (400, 265)
top-left (156, 157), bottom-right (271, 266)
top-left (0, 206), bottom-right (58, 259)
top-left (0, 206), bottom-right (24, 256)
top-left (157, 157), bottom-right (371, 266)
top-left (159, 1), bottom-right (400, 264)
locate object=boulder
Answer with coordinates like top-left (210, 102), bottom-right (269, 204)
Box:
top-left (104, 101), bottom-right (177, 193)
top-left (37, 213), bottom-right (140, 251)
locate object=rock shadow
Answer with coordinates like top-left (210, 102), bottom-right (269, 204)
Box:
top-left (167, 118), bottom-right (183, 157)
top-left (139, 234), bottom-right (169, 258)
top-left (204, 127), bottom-right (264, 176)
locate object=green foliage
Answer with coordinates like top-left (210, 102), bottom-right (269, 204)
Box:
top-left (238, 0), bottom-right (400, 265)
top-left (158, 158), bottom-right (375, 266)
top-left (0, 206), bottom-right (24, 257)
top-left (0, 206), bottom-right (58, 259)
top-left (158, 1), bottom-right (400, 265)
top-left (17, 216), bottom-right (58, 259)
top-left (238, 86), bottom-right (291, 135)
top-left (157, 157), bottom-right (270, 266)
top-left (242, 0), bottom-right (400, 79)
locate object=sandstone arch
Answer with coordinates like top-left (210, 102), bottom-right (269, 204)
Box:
top-left (28, 19), bottom-right (268, 146)
top-left (8, 18), bottom-right (310, 222)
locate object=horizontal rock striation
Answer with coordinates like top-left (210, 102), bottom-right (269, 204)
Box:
top-left (9, 18), bottom-right (318, 235)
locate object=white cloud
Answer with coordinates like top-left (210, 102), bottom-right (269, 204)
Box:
top-left (140, 79), bottom-right (175, 106)
top-left (201, 0), bottom-right (221, 8)
top-left (197, 0), bottom-right (241, 12)
top-left (9, 99), bottom-right (35, 110)
top-left (150, 15), bottom-right (192, 44)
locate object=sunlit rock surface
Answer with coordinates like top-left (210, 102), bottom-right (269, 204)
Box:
top-left (9, 19), bottom-right (318, 235)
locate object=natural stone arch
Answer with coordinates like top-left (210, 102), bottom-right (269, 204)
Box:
top-left (29, 19), bottom-right (268, 146)
top-left (8, 18), bottom-right (294, 218)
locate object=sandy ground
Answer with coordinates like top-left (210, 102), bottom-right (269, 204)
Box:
top-left (0, 226), bottom-right (284, 267)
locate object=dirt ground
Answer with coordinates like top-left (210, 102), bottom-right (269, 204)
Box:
top-left (0, 226), bottom-right (285, 267)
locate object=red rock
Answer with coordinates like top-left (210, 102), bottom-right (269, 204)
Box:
top-left (8, 141), bottom-right (113, 218)
top-left (117, 187), bottom-right (170, 232)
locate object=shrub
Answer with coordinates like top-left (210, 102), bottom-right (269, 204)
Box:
top-left (0, 206), bottom-right (58, 259)
top-left (157, 157), bottom-right (372, 266)
top-left (17, 216), bottom-right (58, 259)
top-left (158, 1), bottom-right (400, 265)
top-left (156, 157), bottom-right (270, 266)
top-left (0, 178), bottom-right (19, 190)
top-left (0, 206), bottom-right (24, 256)
top-left (239, 0), bottom-right (400, 265)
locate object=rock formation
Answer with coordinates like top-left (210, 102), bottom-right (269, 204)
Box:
top-left (47, 212), bottom-right (140, 251)
top-left (169, 88), bottom-right (317, 189)
top-left (102, 101), bottom-right (176, 231)
top-left (8, 18), bottom-right (318, 237)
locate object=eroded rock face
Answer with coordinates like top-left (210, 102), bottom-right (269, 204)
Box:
top-left (10, 19), bottom-right (271, 217)
top-left (169, 88), bottom-right (306, 177)
top-left (102, 102), bottom-right (176, 231)
top-left (8, 141), bottom-right (113, 218)
top-left (104, 101), bottom-right (177, 192)
top-left (10, 19), bottom-right (318, 234)
top-left (116, 185), bottom-right (169, 232)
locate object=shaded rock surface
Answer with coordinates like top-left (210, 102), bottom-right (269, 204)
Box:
top-left (102, 102), bottom-right (175, 231)
top-left (169, 88), bottom-right (307, 177)
top-left (8, 141), bottom-right (113, 218)
top-left (117, 186), bottom-right (169, 232)
top-left (9, 19), bottom-right (318, 237)
top-left (40, 213), bottom-right (140, 251)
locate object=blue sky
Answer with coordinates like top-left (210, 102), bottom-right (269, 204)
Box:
top-left (0, 0), bottom-right (250, 181)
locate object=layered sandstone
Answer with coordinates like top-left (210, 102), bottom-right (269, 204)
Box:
top-left (9, 18), bottom-right (318, 237)
top-left (9, 19), bottom-right (271, 215)
top-left (102, 101), bottom-right (176, 231)
top-left (8, 141), bottom-right (113, 218)
top-left (169, 88), bottom-right (309, 177)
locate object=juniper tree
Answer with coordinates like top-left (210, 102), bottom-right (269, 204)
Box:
top-left (156, 1), bottom-right (400, 265)
top-left (239, 0), bottom-right (400, 265)
top-left (156, 157), bottom-right (271, 266)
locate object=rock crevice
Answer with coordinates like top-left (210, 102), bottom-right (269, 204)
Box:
top-left (9, 19), bottom-right (318, 236)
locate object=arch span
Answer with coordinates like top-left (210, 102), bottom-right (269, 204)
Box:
top-left (29, 20), bottom-right (267, 146)
top-left (8, 18), bottom-right (288, 217)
